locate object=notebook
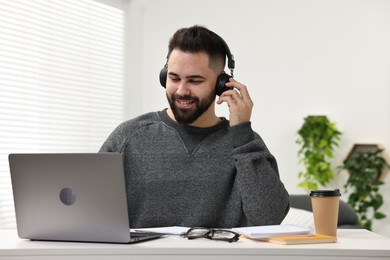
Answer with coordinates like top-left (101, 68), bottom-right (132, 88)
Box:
top-left (268, 234), bottom-right (337, 245)
top-left (8, 153), bottom-right (163, 243)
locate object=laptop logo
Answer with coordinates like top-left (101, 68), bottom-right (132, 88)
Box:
top-left (59, 188), bottom-right (76, 206)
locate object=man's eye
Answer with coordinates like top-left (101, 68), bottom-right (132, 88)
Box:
top-left (190, 80), bottom-right (203, 84)
top-left (169, 77), bottom-right (180, 82)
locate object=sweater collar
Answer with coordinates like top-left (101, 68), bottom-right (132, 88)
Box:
top-left (158, 109), bottom-right (229, 135)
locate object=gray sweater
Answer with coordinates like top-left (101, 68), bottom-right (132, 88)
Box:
top-left (99, 110), bottom-right (289, 228)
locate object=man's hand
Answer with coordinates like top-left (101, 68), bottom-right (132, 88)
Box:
top-left (216, 78), bottom-right (253, 127)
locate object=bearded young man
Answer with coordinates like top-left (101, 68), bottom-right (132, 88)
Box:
top-left (100, 25), bottom-right (290, 228)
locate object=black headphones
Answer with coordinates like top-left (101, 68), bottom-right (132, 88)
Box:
top-left (159, 36), bottom-right (235, 96)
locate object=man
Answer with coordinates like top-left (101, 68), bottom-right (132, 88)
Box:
top-left (100, 25), bottom-right (289, 228)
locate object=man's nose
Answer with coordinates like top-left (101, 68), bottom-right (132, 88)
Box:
top-left (176, 82), bottom-right (190, 96)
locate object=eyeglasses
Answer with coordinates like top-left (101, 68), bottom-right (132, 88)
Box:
top-left (183, 228), bottom-right (240, 243)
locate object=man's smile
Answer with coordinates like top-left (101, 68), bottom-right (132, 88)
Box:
top-left (176, 99), bottom-right (195, 108)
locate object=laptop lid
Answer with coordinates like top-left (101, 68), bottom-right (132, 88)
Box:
top-left (9, 153), bottom-right (158, 243)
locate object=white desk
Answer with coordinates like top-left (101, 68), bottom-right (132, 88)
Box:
top-left (1, 229), bottom-right (390, 260)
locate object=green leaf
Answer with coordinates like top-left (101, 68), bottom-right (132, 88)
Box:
top-left (374, 212), bottom-right (386, 219)
top-left (361, 220), bottom-right (372, 231)
top-left (298, 181), bottom-right (318, 192)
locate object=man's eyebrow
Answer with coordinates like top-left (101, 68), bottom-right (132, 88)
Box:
top-left (168, 72), bottom-right (179, 77)
top-left (187, 75), bottom-right (206, 80)
top-left (168, 72), bottom-right (206, 80)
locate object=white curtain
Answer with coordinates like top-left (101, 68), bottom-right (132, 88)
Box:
top-left (0, 0), bottom-right (126, 229)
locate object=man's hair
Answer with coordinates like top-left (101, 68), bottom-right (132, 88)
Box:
top-left (167, 25), bottom-right (226, 73)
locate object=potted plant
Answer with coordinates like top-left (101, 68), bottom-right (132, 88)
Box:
top-left (296, 115), bottom-right (342, 191)
top-left (338, 147), bottom-right (390, 230)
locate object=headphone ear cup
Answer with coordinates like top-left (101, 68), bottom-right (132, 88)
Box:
top-left (215, 73), bottom-right (232, 96)
top-left (159, 66), bottom-right (168, 88)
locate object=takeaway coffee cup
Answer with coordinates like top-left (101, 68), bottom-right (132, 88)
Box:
top-left (310, 189), bottom-right (341, 237)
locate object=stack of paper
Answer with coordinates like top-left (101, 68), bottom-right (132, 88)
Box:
top-left (136, 224), bottom-right (311, 238)
top-left (232, 224), bottom-right (311, 239)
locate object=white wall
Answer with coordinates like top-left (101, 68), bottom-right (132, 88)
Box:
top-left (125, 0), bottom-right (390, 237)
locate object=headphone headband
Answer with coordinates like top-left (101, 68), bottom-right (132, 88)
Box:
top-left (219, 36), bottom-right (235, 77)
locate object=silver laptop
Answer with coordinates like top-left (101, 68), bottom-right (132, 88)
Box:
top-left (9, 153), bottom-right (163, 243)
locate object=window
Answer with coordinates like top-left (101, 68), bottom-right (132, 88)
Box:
top-left (0, 0), bottom-right (126, 229)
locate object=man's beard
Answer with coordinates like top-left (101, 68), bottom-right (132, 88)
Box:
top-left (167, 92), bottom-right (215, 125)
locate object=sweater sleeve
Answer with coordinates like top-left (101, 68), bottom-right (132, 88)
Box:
top-left (231, 122), bottom-right (290, 226)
